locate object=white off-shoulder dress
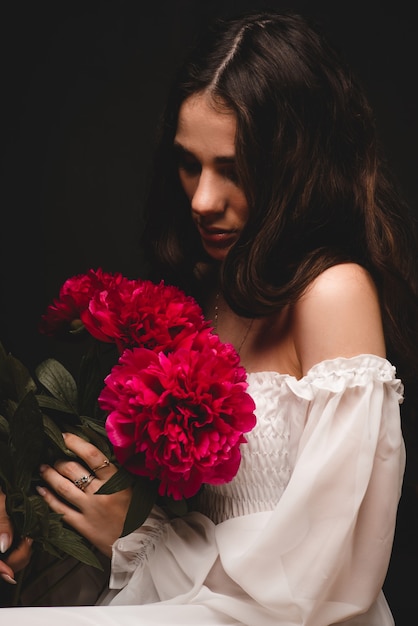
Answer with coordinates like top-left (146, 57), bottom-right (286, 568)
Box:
top-left (1, 355), bottom-right (405, 625)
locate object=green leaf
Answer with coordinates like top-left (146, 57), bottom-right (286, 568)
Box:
top-left (0, 440), bottom-right (13, 486)
top-left (41, 414), bottom-right (76, 458)
top-left (35, 359), bottom-right (78, 412)
top-left (27, 494), bottom-right (58, 534)
top-left (121, 477), bottom-right (159, 536)
top-left (77, 342), bottom-right (117, 416)
top-left (36, 394), bottom-right (78, 416)
top-left (20, 494), bottom-right (48, 537)
top-left (0, 398), bottom-right (17, 422)
top-left (95, 467), bottom-right (134, 494)
top-left (5, 490), bottom-right (45, 539)
top-left (0, 413), bottom-right (10, 438)
top-left (80, 414), bottom-right (108, 436)
top-left (10, 391), bottom-right (44, 491)
top-left (77, 352), bottom-right (105, 416)
top-left (43, 524), bottom-right (103, 571)
top-left (78, 423), bottom-right (113, 458)
top-left (0, 342), bottom-right (12, 396)
top-left (0, 347), bottom-right (37, 403)
top-left (14, 497), bottom-right (103, 570)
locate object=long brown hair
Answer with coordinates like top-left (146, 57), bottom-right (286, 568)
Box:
top-left (141, 10), bottom-right (418, 387)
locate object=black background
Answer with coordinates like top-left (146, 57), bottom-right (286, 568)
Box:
top-left (1, 1), bottom-right (417, 621)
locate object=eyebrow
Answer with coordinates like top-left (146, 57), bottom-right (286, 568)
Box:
top-left (173, 142), bottom-right (236, 164)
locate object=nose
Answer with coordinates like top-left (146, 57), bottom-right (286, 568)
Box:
top-left (191, 170), bottom-right (226, 217)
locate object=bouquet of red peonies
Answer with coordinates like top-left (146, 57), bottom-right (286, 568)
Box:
top-left (0, 269), bottom-right (256, 580)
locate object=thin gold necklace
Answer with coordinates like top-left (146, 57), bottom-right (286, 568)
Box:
top-left (214, 292), bottom-right (254, 355)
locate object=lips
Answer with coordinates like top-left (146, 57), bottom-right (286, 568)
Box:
top-left (198, 226), bottom-right (238, 248)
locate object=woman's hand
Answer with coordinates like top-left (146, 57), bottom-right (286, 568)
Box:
top-left (37, 433), bottom-right (132, 558)
top-left (0, 490), bottom-right (33, 584)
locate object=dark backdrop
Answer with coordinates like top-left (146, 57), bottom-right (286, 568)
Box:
top-left (1, 1), bottom-right (417, 622)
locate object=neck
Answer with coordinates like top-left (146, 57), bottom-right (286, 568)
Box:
top-left (212, 291), bottom-right (254, 356)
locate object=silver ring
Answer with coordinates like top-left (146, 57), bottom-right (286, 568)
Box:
top-left (73, 473), bottom-right (95, 491)
top-left (91, 459), bottom-right (110, 473)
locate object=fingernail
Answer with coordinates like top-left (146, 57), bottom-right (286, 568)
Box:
top-left (0, 573), bottom-right (17, 585)
top-left (0, 533), bottom-right (11, 554)
top-left (36, 486), bottom-right (47, 496)
top-left (39, 464), bottom-right (48, 473)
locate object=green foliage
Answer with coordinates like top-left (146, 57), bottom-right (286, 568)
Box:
top-left (0, 338), bottom-right (195, 607)
top-left (0, 343), bottom-right (104, 570)
top-left (0, 340), bottom-right (162, 572)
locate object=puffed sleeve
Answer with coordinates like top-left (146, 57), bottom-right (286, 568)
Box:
top-left (211, 355), bottom-right (405, 625)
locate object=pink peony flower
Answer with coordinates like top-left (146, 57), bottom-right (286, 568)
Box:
top-left (100, 332), bottom-right (256, 500)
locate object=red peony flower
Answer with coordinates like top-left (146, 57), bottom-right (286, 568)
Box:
top-left (40, 269), bottom-right (208, 355)
top-left (81, 278), bottom-right (208, 354)
top-left (40, 269), bottom-right (257, 501)
top-left (99, 331), bottom-right (256, 500)
top-left (39, 268), bottom-right (130, 337)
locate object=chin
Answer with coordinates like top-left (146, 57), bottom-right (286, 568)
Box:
top-left (205, 248), bottom-right (229, 262)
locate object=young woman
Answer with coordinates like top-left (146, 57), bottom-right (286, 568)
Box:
top-left (1, 9), bottom-right (417, 625)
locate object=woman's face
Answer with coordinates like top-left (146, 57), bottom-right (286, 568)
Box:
top-left (174, 93), bottom-right (249, 262)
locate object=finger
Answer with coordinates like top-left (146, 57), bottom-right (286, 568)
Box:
top-left (2, 537), bottom-right (33, 574)
top-left (51, 459), bottom-right (95, 487)
top-left (0, 491), bottom-right (13, 554)
top-left (36, 480), bottom-right (132, 558)
top-left (39, 464), bottom-right (95, 508)
top-left (35, 485), bottom-right (91, 543)
top-left (37, 470), bottom-right (115, 553)
top-left (0, 559), bottom-right (16, 584)
top-left (62, 433), bottom-right (115, 480)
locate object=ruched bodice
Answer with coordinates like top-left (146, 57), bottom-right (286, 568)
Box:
top-left (197, 356), bottom-right (403, 525)
top-left (197, 372), bottom-right (293, 522)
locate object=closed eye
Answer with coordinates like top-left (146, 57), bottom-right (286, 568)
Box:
top-left (173, 143), bottom-right (241, 186)
top-left (173, 145), bottom-right (201, 176)
top-left (219, 164), bottom-right (240, 185)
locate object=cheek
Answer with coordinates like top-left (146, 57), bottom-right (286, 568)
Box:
top-left (235, 193), bottom-right (250, 223)
top-left (178, 172), bottom-right (196, 201)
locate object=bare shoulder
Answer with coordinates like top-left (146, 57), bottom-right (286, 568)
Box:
top-left (292, 263), bottom-right (386, 375)
top-left (302, 263), bottom-right (382, 308)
